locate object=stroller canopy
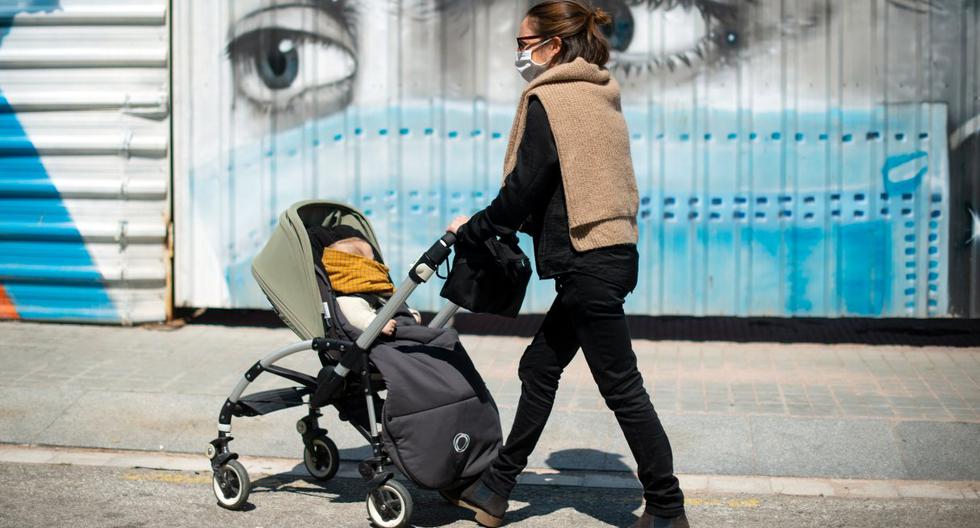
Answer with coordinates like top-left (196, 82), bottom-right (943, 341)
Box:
top-left (251, 200), bottom-right (383, 340)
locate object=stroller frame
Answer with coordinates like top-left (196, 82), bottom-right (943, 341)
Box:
top-left (207, 228), bottom-right (461, 527)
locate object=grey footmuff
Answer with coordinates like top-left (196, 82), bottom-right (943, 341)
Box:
top-left (368, 324), bottom-right (502, 490)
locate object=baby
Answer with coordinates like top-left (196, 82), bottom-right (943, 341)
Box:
top-left (309, 225), bottom-right (421, 336)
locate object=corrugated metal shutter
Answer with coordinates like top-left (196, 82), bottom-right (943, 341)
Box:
top-left (0, 1), bottom-right (170, 324)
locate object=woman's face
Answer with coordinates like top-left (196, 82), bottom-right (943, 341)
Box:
top-left (518, 16), bottom-right (561, 66)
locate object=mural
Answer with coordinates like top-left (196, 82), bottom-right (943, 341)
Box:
top-left (0, 0), bottom-right (171, 323)
top-left (174, 0), bottom-right (979, 317)
top-left (0, 1), bottom-right (117, 321)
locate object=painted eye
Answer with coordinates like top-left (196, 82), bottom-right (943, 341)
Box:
top-left (254, 32), bottom-right (301, 90)
top-left (227, 5), bottom-right (357, 111)
top-left (592, 0), bottom-right (745, 78)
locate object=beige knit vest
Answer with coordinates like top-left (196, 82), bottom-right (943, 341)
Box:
top-left (502, 56), bottom-right (639, 252)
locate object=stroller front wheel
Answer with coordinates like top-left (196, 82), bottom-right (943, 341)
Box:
top-left (302, 435), bottom-right (340, 481)
top-left (212, 459), bottom-right (250, 510)
top-left (366, 479), bottom-right (413, 528)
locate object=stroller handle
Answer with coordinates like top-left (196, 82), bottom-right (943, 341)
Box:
top-left (351, 232), bottom-right (457, 351)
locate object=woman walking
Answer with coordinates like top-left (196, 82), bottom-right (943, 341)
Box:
top-left (444, 1), bottom-right (687, 527)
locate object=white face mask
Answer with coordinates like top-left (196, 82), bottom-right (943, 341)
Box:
top-left (514, 37), bottom-right (554, 82)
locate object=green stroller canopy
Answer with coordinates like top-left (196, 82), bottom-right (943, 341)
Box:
top-left (251, 200), bottom-right (383, 340)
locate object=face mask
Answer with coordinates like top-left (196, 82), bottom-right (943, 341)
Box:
top-left (514, 37), bottom-right (553, 82)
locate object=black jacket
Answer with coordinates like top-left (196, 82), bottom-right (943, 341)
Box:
top-left (457, 95), bottom-right (637, 282)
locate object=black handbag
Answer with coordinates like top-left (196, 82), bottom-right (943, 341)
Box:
top-left (440, 233), bottom-right (532, 318)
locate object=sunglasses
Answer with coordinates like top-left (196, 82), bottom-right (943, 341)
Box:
top-left (516, 34), bottom-right (553, 50)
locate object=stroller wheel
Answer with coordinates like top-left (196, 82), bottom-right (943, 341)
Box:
top-left (366, 479), bottom-right (414, 528)
top-left (212, 459), bottom-right (250, 510)
top-left (302, 435), bottom-right (339, 481)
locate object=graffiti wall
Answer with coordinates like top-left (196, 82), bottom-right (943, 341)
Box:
top-left (173, 0), bottom-right (980, 318)
top-left (0, 1), bottom-right (171, 323)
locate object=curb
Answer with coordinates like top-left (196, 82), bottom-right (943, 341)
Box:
top-left (2, 443), bottom-right (978, 500)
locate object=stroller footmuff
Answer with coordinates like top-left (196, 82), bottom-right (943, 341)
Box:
top-left (371, 324), bottom-right (501, 490)
top-left (206, 200), bottom-right (502, 528)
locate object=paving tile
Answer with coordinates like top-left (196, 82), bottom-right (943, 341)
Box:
top-left (750, 416), bottom-right (907, 479)
top-left (829, 478), bottom-right (900, 498)
top-left (0, 387), bottom-right (83, 444)
top-left (893, 422), bottom-right (980, 480)
top-left (707, 475), bottom-right (772, 494)
top-left (770, 476), bottom-right (835, 496)
top-left (896, 482), bottom-right (967, 499)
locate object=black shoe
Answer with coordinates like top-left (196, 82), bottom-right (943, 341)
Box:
top-left (629, 512), bottom-right (690, 528)
top-left (457, 478), bottom-right (508, 527)
top-left (438, 476), bottom-right (478, 506)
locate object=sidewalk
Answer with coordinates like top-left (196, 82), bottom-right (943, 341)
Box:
top-left (1, 320), bottom-right (979, 483)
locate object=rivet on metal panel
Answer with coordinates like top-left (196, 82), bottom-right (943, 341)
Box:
top-left (118, 220), bottom-right (129, 251)
top-left (121, 130), bottom-right (133, 159)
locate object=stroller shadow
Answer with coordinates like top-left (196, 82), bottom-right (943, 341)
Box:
top-left (234, 449), bottom-right (643, 527)
top-left (412, 448), bottom-right (644, 528)
top-left (247, 463), bottom-right (365, 505)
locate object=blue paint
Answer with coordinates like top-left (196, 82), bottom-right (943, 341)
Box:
top-left (0, 1), bottom-right (117, 321)
top-left (882, 150), bottom-right (928, 193)
top-left (188, 98), bottom-right (950, 316)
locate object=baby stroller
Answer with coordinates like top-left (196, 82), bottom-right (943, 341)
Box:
top-left (206, 200), bottom-right (502, 527)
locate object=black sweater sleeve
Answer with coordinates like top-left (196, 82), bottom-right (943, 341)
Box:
top-left (456, 96), bottom-right (559, 245)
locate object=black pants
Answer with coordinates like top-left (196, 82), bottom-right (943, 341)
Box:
top-left (480, 263), bottom-right (686, 518)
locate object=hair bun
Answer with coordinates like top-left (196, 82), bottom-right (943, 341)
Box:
top-left (591, 7), bottom-right (612, 26)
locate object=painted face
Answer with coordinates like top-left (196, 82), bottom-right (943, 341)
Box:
top-left (174, 0), bottom-right (975, 317)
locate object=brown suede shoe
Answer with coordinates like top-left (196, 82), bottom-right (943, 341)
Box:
top-left (457, 479), bottom-right (508, 527)
top-left (629, 512), bottom-right (690, 528)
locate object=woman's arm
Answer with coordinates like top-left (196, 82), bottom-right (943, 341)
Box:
top-left (453, 96), bottom-right (560, 245)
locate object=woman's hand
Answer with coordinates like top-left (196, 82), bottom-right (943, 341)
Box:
top-left (381, 319), bottom-right (397, 336)
top-left (446, 215), bottom-right (470, 234)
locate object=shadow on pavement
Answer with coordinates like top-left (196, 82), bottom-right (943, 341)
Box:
top-left (237, 452), bottom-right (645, 527)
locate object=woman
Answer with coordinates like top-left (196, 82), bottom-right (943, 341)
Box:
top-left (443, 1), bottom-right (687, 527)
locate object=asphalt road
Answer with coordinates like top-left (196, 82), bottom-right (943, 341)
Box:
top-left (1, 462), bottom-right (978, 528)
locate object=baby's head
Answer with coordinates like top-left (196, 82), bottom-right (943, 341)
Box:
top-left (328, 237), bottom-right (375, 259)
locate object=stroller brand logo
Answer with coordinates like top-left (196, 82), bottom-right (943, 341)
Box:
top-left (453, 433), bottom-right (470, 453)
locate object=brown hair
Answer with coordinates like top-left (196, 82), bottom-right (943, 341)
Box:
top-left (524, 0), bottom-right (612, 67)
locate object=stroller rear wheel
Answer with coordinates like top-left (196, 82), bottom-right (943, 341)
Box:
top-left (366, 479), bottom-right (413, 528)
top-left (212, 459), bottom-right (250, 510)
top-left (302, 435), bottom-right (339, 481)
